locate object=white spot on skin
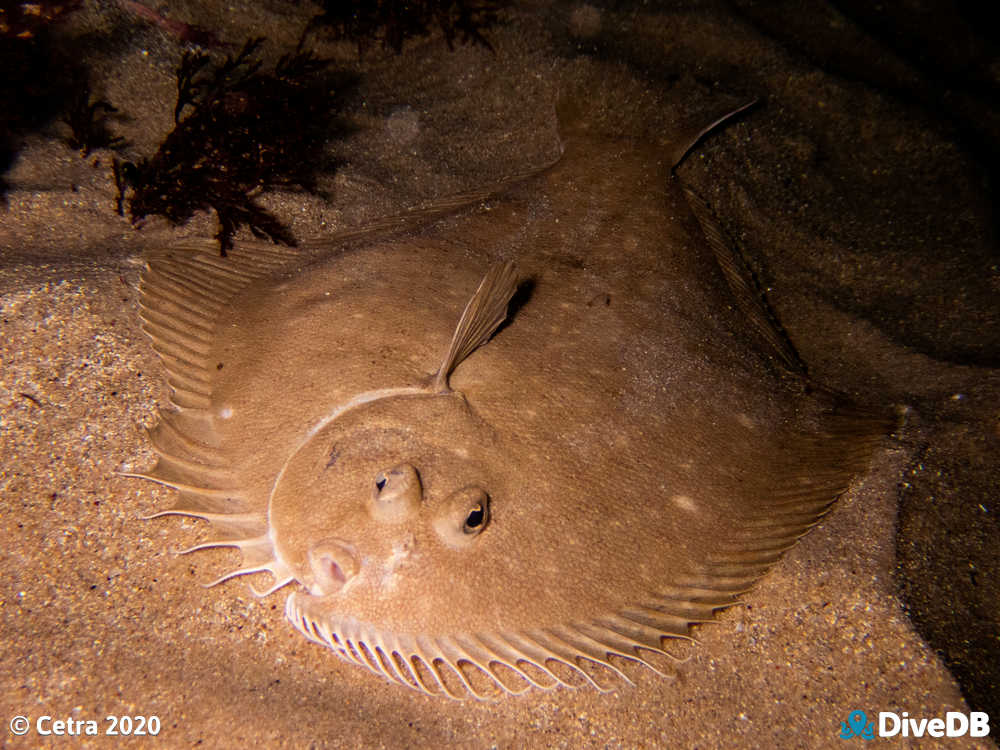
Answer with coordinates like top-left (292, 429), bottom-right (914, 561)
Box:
top-left (737, 413), bottom-right (756, 430)
top-left (388, 534), bottom-right (416, 569)
top-left (672, 494), bottom-right (698, 513)
top-left (219, 406), bottom-right (234, 419)
top-left (363, 533), bottom-right (418, 593)
top-left (386, 107), bottom-right (421, 146)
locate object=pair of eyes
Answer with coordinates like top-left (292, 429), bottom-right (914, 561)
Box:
top-left (371, 463), bottom-right (489, 545)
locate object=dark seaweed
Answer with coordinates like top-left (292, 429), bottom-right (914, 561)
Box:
top-left (117, 0), bottom-right (220, 48)
top-left (308, 0), bottom-right (507, 55)
top-left (116, 38), bottom-right (355, 255)
top-left (0, 0), bottom-right (80, 39)
top-left (0, 0), bottom-right (83, 199)
top-left (63, 81), bottom-right (125, 156)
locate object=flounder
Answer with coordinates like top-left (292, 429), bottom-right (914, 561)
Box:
top-left (128, 102), bottom-right (889, 699)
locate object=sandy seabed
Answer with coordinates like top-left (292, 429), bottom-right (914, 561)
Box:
top-left (2, 1), bottom-right (997, 747)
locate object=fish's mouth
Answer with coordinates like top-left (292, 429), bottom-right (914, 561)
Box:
top-left (300, 532), bottom-right (418, 598)
top-left (306, 538), bottom-right (360, 596)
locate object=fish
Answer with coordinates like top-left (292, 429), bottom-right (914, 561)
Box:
top-left (126, 99), bottom-right (890, 700)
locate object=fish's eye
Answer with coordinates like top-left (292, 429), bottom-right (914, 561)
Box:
top-left (369, 463), bottom-right (421, 523)
top-left (434, 486), bottom-right (490, 548)
top-left (463, 503), bottom-right (486, 534)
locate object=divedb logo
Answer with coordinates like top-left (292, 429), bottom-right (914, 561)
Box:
top-left (880, 712), bottom-right (990, 739)
top-left (840, 709), bottom-right (991, 740)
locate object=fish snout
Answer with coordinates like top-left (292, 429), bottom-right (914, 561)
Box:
top-left (307, 538), bottom-right (360, 596)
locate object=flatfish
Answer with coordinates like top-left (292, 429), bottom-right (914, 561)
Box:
top-left (128, 101), bottom-right (889, 699)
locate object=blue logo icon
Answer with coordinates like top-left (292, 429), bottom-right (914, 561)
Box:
top-left (840, 710), bottom-right (875, 741)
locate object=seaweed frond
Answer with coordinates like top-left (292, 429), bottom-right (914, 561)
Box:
top-left (0, 0), bottom-right (83, 199)
top-left (63, 81), bottom-right (125, 156)
top-left (117, 0), bottom-right (220, 48)
top-left (0, 0), bottom-right (80, 40)
top-left (173, 38), bottom-right (263, 124)
top-left (116, 38), bottom-right (355, 255)
top-left (309, 0), bottom-right (507, 56)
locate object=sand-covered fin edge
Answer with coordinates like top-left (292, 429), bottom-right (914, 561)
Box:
top-left (282, 555), bottom-right (771, 700)
top-left (284, 583), bottom-right (738, 701)
top-left (284, 403), bottom-right (893, 700)
top-left (126, 239), bottom-right (301, 588)
top-left (681, 185), bottom-right (808, 377)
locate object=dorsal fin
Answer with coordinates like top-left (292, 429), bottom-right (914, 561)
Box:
top-left (668, 98), bottom-right (758, 170)
top-left (432, 260), bottom-right (519, 392)
top-left (681, 185), bottom-right (807, 376)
